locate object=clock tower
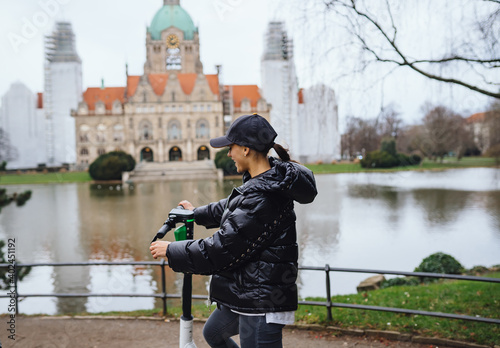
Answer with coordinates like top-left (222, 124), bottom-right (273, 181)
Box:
top-left (144, 0), bottom-right (203, 74)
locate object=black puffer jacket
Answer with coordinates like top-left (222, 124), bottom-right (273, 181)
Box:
top-left (166, 157), bottom-right (317, 313)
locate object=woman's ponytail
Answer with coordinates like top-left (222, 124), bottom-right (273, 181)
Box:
top-left (273, 143), bottom-right (292, 162)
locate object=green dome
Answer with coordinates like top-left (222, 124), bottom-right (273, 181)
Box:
top-left (148, 5), bottom-right (196, 41)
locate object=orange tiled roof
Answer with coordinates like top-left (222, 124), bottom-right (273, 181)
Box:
top-left (177, 73), bottom-right (197, 95)
top-left (37, 93), bottom-right (43, 109)
top-left (126, 76), bottom-right (141, 98)
top-left (206, 74), bottom-right (220, 95)
top-left (466, 112), bottom-right (486, 124)
top-left (227, 85), bottom-right (262, 107)
top-left (126, 74), bottom-right (220, 97)
top-left (148, 74), bottom-right (169, 96)
top-left (298, 88), bottom-right (304, 104)
top-left (83, 87), bottom-right (126, 111)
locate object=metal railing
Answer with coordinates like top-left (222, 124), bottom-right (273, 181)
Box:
top-left (1, 261), bottom-right (499, 324)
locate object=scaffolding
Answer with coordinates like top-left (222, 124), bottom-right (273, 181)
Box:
top-left (44, 22), bottom-right (81, 165)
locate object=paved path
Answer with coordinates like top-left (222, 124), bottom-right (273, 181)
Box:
top-left (1, 316), bottom-right (438, 348)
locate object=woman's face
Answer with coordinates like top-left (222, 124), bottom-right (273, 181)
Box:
top-left (227, 144), bottom-right (249, 173)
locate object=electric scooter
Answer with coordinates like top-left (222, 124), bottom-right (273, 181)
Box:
top-left (152, 206), bottom-right (197, 348)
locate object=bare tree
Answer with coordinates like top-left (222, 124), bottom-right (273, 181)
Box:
top-left (319, 0), bottom-right (500, 99)
top-left (0, 128), bottom-right (17, 165)
top-left (422, 105), bottom-right (465, 162)
top-left (341, 116), bottom-right (381, 158)
top-left (378, 104), bottom-right (403, 139)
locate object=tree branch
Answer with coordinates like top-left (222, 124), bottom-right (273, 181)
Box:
top-left (335, 0), bottom-right (500, 99)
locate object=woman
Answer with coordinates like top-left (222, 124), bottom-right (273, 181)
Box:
top-left (150, 114), bottom-right (317, 347)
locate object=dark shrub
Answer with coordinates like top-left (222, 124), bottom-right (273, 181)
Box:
top-left (360, 150), bottom-right (399, 168)
top-left (214, 148), bottom-right (238, 175)
top-left (380, 138), bottom-right (397, 157)
top-left (89, 151), bottom-right (136, 181)
top-left (380, 276), bottom-right (420, 289)
top-left (410, 154), bottom-right (422, 165)
top-left (414, 252), bottom-right (464, 283)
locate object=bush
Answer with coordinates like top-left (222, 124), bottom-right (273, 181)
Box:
top-left (214, 148), bottom-right (238, 175)
top-left (360, 150), bottom-right (399, 168)
top-left (89, 151), bottom-right (136, 181)
top-left (414, 252), bottom-right (464, 283)
top-left (380, 138), bottom-right (397, 157)
top-left (380, 276), bottom-right (420, 289)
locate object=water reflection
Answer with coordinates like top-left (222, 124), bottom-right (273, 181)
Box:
top-left (412, 189), bottom-right (471, 226)
top-left (1, 168), bottom-right (500, 314)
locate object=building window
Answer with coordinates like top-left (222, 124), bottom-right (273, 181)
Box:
top-left (168, 120), bottom-right (182, 140)
top-left (96, 123), bottom-right (107, 143)
top-left (193, 105), bottom-right (198, 112)
top-left (164, 105), bottom-right (170, 112)
top-left (113, 124), bottom-right (124, 142)
top-left (80, 148), bottom-right (89, 155)
top-left (196, 119), bottom-right (210, 139)
top-left (150, 106), bottom-right (155, 113)
top-left (79, 124), bottom-right (90, 143)
top-left (178, 105), bottom-right (183, 112)
top-left (207, 104), bottom-right (212, 112)
top-left (97, 148), bottom-right (106, 156)
top-left (139, 120), bottom-right (153, 140)
top-left (172, 105), bottom-right (176, 112)
top-left (200, 105), bottom-right (204, 112)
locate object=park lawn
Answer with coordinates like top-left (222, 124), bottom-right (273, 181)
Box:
top-left (76, 273), bottom-right (500, 346)
top-left (296, 272), bottom-right (500, 346)
top-left (306, 156), bottom-right (498, 174)
top-left (0, 156), bottom-right (496, 184)
top-left (0, 171), bottom-right (91, 185)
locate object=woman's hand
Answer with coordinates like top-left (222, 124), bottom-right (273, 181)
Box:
top-left (178, 200), bottom-right (195, 210)
top-left (150, 241), bottom-right (171, 259)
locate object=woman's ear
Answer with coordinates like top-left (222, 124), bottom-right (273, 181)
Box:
top-left (244, 147), bottom-right (249, 157)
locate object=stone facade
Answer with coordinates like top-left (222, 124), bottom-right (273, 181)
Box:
top-left (72, 1), bottom-right (270, 168)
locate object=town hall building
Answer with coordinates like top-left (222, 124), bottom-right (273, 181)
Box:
top-left (72, 0), bottom-right (270, 167)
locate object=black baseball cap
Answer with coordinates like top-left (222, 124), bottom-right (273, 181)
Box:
top-left (210, 114), bottom-right (277, 152)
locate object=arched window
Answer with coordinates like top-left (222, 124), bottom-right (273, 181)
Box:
top-left (168, 120), bottom-right (182, 140)
top-left (196, 119), bottom-right (210, 139)
top-left (96, 124), bottom-right (107, 143)
top-left (169, 146), bottom-right (182, 161)
top-left (97, 148), bottom-right (106, 156)
top-left (79, 124), bottom-right (90, 143)
top-left (113, 124), bottom-right (124, 142)
top-left (139, 120), bottom-right (153, 140)
top-left (80, 148), bottom-right (89, 155)
top-left (197, 146), bottom-right (210, 160)
top-left (241, 98), bottom-right (251, 112)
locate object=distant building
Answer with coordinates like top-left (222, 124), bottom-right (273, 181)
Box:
top-left (0, 82), bottom-right (46, 169)
top-left (466, 111), bottom-right (500, 153)
top-left (297, 85), bottom-right (340, 163)
top-left (261, 22), bottom-right (299, 155)
top-left (261, 22), bottom-right (340, 163)
top-left (72, 0), bottom-right (270, 167)
top-left (44, 22), bottom-right (83, 166)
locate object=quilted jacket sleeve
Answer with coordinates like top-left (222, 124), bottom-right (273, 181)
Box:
top-left (166, 192), bottom-right (280, 275)
top-left (193, 198), bottom-right (227, 229)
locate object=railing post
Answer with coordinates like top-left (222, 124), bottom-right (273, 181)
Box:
top-left (325, 264), bottom-right (332, 321)
top-left (161, 259), bottom-right (167, 316)
top-left (14, 261), bottom-right (19, 315)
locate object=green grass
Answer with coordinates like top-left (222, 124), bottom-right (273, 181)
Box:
top-left (0, 171), bottom-right (91, 185)
top-left (305, 156), bottom-right (498, 174)
top-left (69, 274), bottom-right (500, 346)
top-left (296, 272), bottom-right (500, 346)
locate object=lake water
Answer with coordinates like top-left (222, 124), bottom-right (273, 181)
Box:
top-left (1, 167), bottom-right (499, 315)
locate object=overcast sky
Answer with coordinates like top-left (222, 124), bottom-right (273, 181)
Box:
top-left (1, 0), bottom-right (497, 131)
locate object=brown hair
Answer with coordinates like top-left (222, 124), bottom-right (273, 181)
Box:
top-left (272, 143), bottom-right (299, 163)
